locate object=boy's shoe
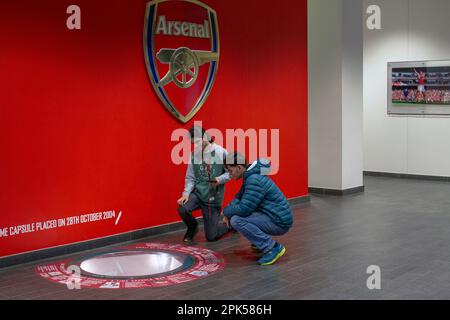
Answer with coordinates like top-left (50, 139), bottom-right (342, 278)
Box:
top-left (183, 225), bottom-right (198, 244)
top-left (257, 243), bottom-right (286, 265)
top-left (250, 244), bottom-right (262, 253)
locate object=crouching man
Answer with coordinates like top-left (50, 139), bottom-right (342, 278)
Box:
top-left (223, 153), bottom-right (293, 265)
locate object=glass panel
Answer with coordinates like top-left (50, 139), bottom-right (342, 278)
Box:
top-left (80, 251), bottom-right (185, 277)
top-left (388, 60), bottom-right (450, 115)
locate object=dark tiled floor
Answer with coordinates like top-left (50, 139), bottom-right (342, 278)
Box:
top-left (1, 176), bottom-right (450, 300)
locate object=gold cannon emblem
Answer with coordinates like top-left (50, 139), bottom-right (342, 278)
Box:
top-left (156, 47), bottom-right (219, 89)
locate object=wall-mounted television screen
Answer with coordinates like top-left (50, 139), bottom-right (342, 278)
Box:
top-left (388, 60), bottom-right (450, 115)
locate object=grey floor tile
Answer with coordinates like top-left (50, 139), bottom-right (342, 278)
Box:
top-left (1, 176), bottom-right (450, 299)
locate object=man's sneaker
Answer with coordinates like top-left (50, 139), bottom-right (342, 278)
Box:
top-left (250, 244), bottom-right (262, 253)
top-left (183, 225), bottom-right (198, 244)
top-left (257, 242), bottom-right (286, 265)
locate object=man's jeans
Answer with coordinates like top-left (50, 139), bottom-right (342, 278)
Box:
top-left (230, 212), bottom-right (289, 253)
top-left (178, 193), bottom-right (229, 242)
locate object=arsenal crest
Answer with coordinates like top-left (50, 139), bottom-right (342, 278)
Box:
top-left (144, 0), bottom-right (220, 123)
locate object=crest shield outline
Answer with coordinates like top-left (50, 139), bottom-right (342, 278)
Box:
top-left (144, 0), bottom-right (220, 123)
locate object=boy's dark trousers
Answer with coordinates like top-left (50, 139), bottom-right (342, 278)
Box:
top-left (178, 193), bottom-right (229, 242)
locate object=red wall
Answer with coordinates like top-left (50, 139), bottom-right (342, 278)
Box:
top-left (0, 0), bottom-right (308, 258)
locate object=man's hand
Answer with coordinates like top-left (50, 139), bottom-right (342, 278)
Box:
top-left (222, 213), bottom-right (230, 229)
top-left (177, 196), bottom-right (189, 206)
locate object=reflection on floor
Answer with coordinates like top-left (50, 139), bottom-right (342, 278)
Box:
top-left (1, 176), bottom-right (450, 300)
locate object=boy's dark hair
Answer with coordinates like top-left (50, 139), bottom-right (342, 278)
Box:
top-left (189, 125), bottom-right (211, 142)
top-left (225, 152), bottom-right (248, 168)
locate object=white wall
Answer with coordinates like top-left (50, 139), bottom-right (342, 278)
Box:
top-left (342, 0), bottom-right (364, 189)
top-left (309, 0), bottom-right (364, 190)
top-left (364, 0), bottom-right (450, 176)
top-left (309, 0), bottom-right (343, 189)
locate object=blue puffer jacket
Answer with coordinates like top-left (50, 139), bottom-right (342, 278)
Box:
top-left (223, 159), bottom-right (293, 229)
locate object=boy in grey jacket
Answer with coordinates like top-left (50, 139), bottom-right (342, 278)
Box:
top-left (177, 126), bottom-right (231, 243)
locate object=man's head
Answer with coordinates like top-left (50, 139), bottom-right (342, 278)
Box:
top-left (225, 152), bottom-right (248, 180)
top-left (189, 126), bottom-right (211, 151)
